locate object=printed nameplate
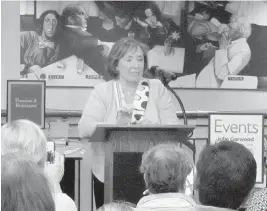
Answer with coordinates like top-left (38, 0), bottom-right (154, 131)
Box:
top-left (48, 75), bottom-right (64, 79)
top-left (85, 75), bottom-right (102, 79)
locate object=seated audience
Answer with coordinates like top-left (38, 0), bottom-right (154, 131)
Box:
top-left (194, 141), bottom-right (257, 210)
top-left (20, 10), bottom-right (61, 76)
top-left (1, 153), bottom-right (55, 211)
top-left (78, 38), bottom-right (179, 208)
top-left (59, 4), bottom-right (110, 78)
top-left (136, 143), bottom-right (196, 210)
top-left (98, 202), bottom-right (133, 211)
top-left (1, 119), bottom-right (77, 211)
top-left (246, 188), bottom-right (267, 211)
top-left (196, 15), bottom-right (251, 88)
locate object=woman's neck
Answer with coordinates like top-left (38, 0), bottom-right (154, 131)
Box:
top-left (119, 78), bottom-right (139, 91)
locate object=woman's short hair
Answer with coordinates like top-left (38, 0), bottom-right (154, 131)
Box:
top-left (107, 37), bottom-right (149, 80)
top-left (1, 119), bottom-right (47, 167)
top-left (1, 153), bottom-right (55, 211)
top-left (140, 143), bottom-right (194, 194)
top-left (229, 15), bottom-right (252, 39)
top-left (36, 10), bottom-right (61, 41)
top-left (98, 202), bottom-right (133, 211)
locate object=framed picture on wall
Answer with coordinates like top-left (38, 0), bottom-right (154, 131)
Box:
top-left (19, 1), bottom-right (267, 89)
top-left (7, 80), bottom-right (46, 128)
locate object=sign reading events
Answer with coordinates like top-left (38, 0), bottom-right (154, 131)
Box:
top-left (7, 80), bottom-right (45, 128)
top-left (209, 113), bottom-right (265, 185)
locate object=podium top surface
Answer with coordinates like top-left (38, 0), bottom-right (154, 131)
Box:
top-left (89, 124), bottom-right (195, 143)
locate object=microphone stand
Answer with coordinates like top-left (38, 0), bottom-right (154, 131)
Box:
top-left (158, 74), bottom-right (188, 126)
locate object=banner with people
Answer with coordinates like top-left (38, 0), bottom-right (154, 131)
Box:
top-left (19, 1), bottom-right (267, 89)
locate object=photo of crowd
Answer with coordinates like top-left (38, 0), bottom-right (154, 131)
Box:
top-left (20, 1), bottom-right (267, 89)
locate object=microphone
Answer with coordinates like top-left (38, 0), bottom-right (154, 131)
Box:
top-left (148, 66), bottom-right (188, 126)
top-left (148, 66), bottom-right (178, 85)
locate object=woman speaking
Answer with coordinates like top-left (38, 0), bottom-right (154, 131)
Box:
top-left (78, 37), bottom-right (179, 208)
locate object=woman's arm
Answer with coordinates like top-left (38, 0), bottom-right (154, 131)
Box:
top-left (78, 87), bottom-right (107, 138)
top-left (156, 81), bottom-right (179, 124)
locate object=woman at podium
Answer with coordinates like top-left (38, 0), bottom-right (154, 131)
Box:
top-left (78, 37), bottom-right (179, 208)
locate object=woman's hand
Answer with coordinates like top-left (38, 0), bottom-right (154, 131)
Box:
top-left (218, 24), bottom-right (228, 34)
top-left (137, 118), bottom-right (158, 125)
top-left (44, 151), bottom-right (65, 184)
top-left (219, 31), bottom-right (231, 49)
top-left (196, 43), bottom-right (211, 52)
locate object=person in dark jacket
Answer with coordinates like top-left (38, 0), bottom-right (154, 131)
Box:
top-left (59, 5), bottom-right (109, 78)
top-left (94, 1), bottom-right (149, 44)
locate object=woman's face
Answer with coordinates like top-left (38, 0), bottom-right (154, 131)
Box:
top-left (117, 46), bottom-right (145, 83)
top-left (43, 13), bottom-right (58, 39)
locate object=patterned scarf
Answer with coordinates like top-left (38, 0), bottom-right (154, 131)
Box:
top-left (114, 79), bottom-right (150, 124)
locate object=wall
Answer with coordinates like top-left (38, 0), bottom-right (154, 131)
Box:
top-left (1, 2), bottom-right (20, 109)
top-left (2, 1), bottom-right (267, 113)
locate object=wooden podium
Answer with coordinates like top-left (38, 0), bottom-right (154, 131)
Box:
top-left (90, 124), bottom-right (196, 204)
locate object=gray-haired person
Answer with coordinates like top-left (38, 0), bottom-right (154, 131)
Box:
top-left (136, 143), bottom-right (196, 211)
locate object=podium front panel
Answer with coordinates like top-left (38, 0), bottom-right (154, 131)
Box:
top-left (103, 128), bottom-right (195, 203)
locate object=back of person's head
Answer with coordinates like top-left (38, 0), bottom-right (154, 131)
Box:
top-left (196, 141), bottom-right (257, 209)
top-left (1, 153), bottom-right (55, 211)
top-left (1, 119), bottom-right (47, 167)
top-left (98, 202), bottom-right (133, 211)
top-left (140, 143), bottom-right (194, 194)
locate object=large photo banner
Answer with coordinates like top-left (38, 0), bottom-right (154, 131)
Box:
top-left (20, 1), bottom-right (267, 89)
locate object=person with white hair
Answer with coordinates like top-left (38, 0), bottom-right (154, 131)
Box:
top-left (1, 119), bottom-right (77, 211)
top-left (136, 143), bottom-right (196, 211)
top-left (196, 15), bottom-right (251, 88)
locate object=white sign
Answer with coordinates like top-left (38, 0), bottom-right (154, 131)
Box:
top-left (209, 113), bottom-right (264, 185)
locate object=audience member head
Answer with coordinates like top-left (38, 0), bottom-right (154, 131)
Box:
top-left (107, 37), bottom-right (149, 82)
top-left (1, 153), bottom-right (55, 211)
top-left (195, 141), bottom-right (257, 209)
top-left (1, 119), bottom-right (47, 168)
top-left (140, 143), bottom-right (194, 194)
top-left (37, 10), bottom-right (61, 41)
top-left (227, 15), bottom-right (252, 40)
top-left (61, 5), bottom-right (88, 29)
top-left (98, 202), bottom-right (133, 211)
